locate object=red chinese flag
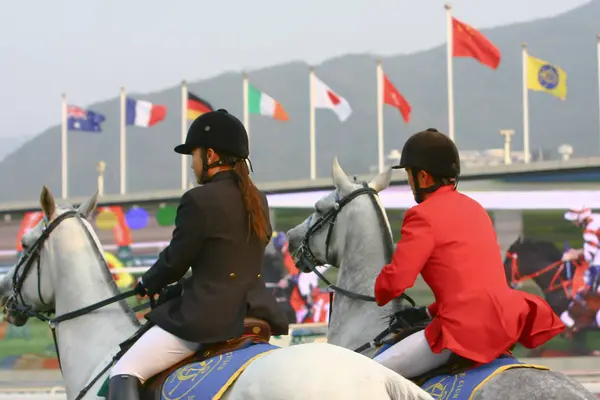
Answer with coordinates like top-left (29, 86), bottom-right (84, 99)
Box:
top-left (452, 17), bottom-right (501, 70)
top-left (383, 73), bottom-right (411, 123)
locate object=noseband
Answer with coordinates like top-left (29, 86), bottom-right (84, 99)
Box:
top-left (9, 210), bottom-right (82, 312)
top-left (295, 183), bottom-right (415, 306)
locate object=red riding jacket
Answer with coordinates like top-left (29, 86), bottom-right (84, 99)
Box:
top-left (375, 186), bottom-right (564, 363)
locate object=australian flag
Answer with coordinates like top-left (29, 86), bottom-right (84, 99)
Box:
top-left (67, 105), bottom-right (106, 132)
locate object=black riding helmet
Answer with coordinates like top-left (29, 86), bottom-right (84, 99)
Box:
top-left (393, 128), bottom-right (460, 203)
top-left (174, 109), bottom-right (250, 183)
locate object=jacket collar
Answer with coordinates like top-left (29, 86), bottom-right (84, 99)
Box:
top-left (426, 184), bottom-right (455, 199)
top-left (205, 169), bottom-right (237, 183)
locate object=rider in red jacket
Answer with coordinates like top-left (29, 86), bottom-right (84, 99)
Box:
top-left (373, 128), bottom-right (564, 378)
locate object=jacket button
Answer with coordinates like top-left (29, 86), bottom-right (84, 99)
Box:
top-left (229, 273), bottom-right (236, 278)
top-left (257, 274), bottom-right (261, 278)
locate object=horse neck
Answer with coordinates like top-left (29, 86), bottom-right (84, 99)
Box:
top-left (48, 222), bottom-right (139, 397)
top-left (326, 204), bottom-right (402, 358)
top-left (519, 249), bottom-right (570, 312)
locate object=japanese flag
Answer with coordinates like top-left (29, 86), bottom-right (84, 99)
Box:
top-left (312, 74), bottom-right (352, 122)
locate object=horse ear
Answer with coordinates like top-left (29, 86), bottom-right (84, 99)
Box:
top-left (77, 190), bottom-right (99, 219)
top-left (517, 235), bottom-right (523, 244)
top-left (40, 185), bottom-right (56, 219)
top-left (368, 168), bottom-right (392, 193)
top-left (332, 157), bottom-right (353, 195)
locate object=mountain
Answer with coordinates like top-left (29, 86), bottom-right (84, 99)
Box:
top-left (1, 1), bottom-right (600, 202)
top-left (0, 134), bottom-right (35, 163)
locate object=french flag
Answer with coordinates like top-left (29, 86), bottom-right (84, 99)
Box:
top-left (126, 97), bottom-right (167, 127)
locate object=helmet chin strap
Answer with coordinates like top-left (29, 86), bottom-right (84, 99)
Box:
top-left (198, 150), bottom-right (226, 184)
top-left (198, 150), bottom-right (251, 184)
top-left (411, 169), bottom-right (459, 204)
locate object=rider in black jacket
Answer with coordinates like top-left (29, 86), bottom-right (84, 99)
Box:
top-left (108, 109), bottom-right (289, 399)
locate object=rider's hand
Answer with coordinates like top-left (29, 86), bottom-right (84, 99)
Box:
top-left (156, 282), bottom-right (183, 306)
top-left (134, 280), bottom-right (148, 297)
top-left (562, 250), bottom-right (577, 261)
top-left (390, 306), bottom-right (430, 330)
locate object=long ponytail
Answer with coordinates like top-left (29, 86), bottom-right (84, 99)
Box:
top-left (233, 160), bottom-right (270, 244)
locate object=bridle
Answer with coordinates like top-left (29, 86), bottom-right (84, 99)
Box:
top-left (293, 182), bottom-right (416, 352)
top-left (10, 210), bottom-right (80, 311)
top-left (505, 249), bottom-right (581, 299)
top-left (4, 209), bottom-right (142, 399)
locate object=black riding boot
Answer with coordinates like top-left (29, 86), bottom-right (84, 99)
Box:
top-left (107, 374), bottom-right (141, 400)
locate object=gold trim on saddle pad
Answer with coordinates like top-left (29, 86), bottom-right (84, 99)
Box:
top-left (212, 349), bottom-right (277, 400)
top-left (468, 363), bottom-right (550, 400)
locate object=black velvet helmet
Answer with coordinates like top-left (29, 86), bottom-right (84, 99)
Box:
top-left (393, 128), bottom-right (460, 178)
top-left (174, 109), bottom-right (249, 159)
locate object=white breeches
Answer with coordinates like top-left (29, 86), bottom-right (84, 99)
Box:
top-left (110, 325), bottom-right (200, 383)
top-left (296, 308), bottom-right (309, 324)
top-left (561, 310), bottom-right (600, 328)
top-left (373, 330), bottom-right (452, 378)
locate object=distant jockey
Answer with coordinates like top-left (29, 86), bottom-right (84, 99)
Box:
top-left (563, 207), bottom-right (600, 294)
top-left (291, 265), bottom-right (330, 323)
top-left (272, 232), bottom-right (330, 323)
top-left (561, 207), bottom-right (600, 331)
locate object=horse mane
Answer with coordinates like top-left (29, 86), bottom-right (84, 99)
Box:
top-left (512, 238), bottom-right (562, 260)
top-left (56, 204), bottom-right (140, 327)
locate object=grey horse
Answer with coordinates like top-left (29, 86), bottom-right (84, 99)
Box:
top-left (286, 157), bottom-right (596, 400)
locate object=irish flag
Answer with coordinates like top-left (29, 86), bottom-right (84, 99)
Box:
top-left (247, 84), bottom-right (289, 121)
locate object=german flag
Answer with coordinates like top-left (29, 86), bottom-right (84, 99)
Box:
top-left (187, 92), bottom-right (214, 120)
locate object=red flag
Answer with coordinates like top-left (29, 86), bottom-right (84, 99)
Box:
top-left (452, 17), bottom-right (501, 70)
top-left (16, 212), bottom-right (44, 251)
top-left (383, 73), bottom-right (411, 123)
top-left (98, 205), bottom-right (132, 247)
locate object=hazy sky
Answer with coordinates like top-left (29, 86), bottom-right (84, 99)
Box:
top-left (0, 0), bottom-right (590, 140)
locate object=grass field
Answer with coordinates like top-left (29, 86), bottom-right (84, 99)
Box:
top-left (0, 209), bottom-right (597, 363)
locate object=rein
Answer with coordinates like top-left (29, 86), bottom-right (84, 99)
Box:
top-left (506, 250), bottom-right (584, 299)
top-left (4, 209), bottom-right (143, 398)
top-left (294, 182), bottom-right (415, 354)
top-left (295, 183), bottom-right (415, 307)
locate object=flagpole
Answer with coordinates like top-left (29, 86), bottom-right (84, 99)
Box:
top-left (181, 80), bottom-right (188, 190)
top-left (376, 59), bottom-right (385, 173)
top-left (309, 66), bottom-right (317, 180)
top-left (445, 3), bottom-right (455, 142)
top-left (119, 87), bottom-right (126, 195)
top-left (597, 34), bottom-right (600, 155)
top-left (242, 71), bottom-right (250, 148)
top-left (60, 93), bottom-right (68, 200)
top-left (522, 42), bottom-right (530, 164)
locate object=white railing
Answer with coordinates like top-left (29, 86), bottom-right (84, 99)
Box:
top-left (0, 241), bottom-right (169, 258)
top-left (0, 266), bottom-right (154, 275)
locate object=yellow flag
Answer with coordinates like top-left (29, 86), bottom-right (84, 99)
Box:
top-left (526, 55), bottom-right (567, 100)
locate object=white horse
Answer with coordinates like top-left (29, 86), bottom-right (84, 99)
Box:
top-left (0, 185), bottom-right (432, 400)
top-left (286, 157), bottom-right (597, 400)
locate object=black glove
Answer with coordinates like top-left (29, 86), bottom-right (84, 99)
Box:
top-left (390, 306), bottom-right (430, 330)
top-left (134, 280), bottom-right (148, 297)
top-left (156, 282), bottom-right (183, 307)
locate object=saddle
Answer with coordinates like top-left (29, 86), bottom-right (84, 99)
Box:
top-left (381, 325), bottom-right (481, 387)
top-left (116, 318), bottom-right (272, 400)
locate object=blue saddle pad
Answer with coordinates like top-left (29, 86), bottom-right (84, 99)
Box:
top-left (421, 355), bottom-right (548, 400)
top-left (160, 342), bottom-right (279, 400)
top-left (373, 345), bottom-right (549, 400)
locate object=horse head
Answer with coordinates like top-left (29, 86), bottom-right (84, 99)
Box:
top-left (287, 156), bottom-right (392, 273)
top-left (0, 186), bottom-right (99, 326)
